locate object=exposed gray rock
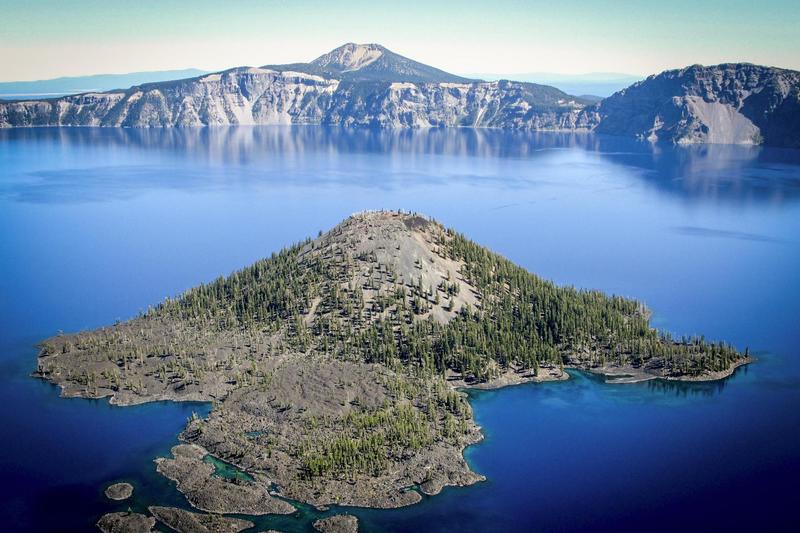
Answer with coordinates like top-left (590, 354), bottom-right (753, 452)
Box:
top-left (155, 444), bottom-right (295, 516)
top-left (313, 514), bottom-right (359, 533)
top-left (588, 63), bottom-right (800, 147)
top-left (0, 71), bottom-right (589, 131)
top-left (1, 45), bottom-right (796, 147)
top-left (0, 44), bottom-right (592, 131)
top-left (104, 482), bottom-right (134, 501)
top-left (96, 512), bottom-right (156, 533)
top-left (148, 506), bottom-right (253, 533)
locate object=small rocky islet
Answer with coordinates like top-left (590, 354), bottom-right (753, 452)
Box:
top-left (313, 514), bottom-right (359, 533)
top-left (104, 482), bottom-right (134, 501)
top-left (37, 210), bottom-right (750, 529)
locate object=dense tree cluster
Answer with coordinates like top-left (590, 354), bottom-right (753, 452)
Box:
top-left (299, 403), bottom-right (433, 478)
top-left (436, 229), bottom-right (742, 378)
top-left (298, 378), bottom-right (471, 479)
top-left (154, 239), bottom-right (318, 330)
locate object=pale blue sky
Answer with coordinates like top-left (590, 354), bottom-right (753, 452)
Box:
top-left (2, 0), bottom-right (798, 81)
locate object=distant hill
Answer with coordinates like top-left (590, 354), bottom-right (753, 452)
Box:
top-left (465, 72), bottom-right (643, 97)
top-left (587, 63), bottom-right (800, 147)
top-left (576, 94), bottom-right (603, 104)
top-left (0, 69), bottom-right (208, 100)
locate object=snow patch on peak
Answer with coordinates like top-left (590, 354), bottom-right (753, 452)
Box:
top-left (439, 83), bottom-right (470, 90)
top-left (390, 82), bottom-right (417, 90)
top-left (247, 67), bottom-right (277, 75)
top-left (280, 71), bottom-right (328, 83)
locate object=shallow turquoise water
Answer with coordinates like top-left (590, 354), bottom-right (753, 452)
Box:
top-left (0, 127), bottom-right (798, 531)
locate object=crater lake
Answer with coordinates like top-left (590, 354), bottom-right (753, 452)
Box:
top-left (1, 126), bottom-right (798, 532)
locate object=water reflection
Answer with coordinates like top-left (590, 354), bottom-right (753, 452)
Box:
top-left (1, 126), bottom-right (799, 205)
top-left (644, 374), bottom-right (732, 397)
top-left (580, 367), bottom-right (740, 399)
top-left (0, 126), bottom-right (597, 161)
top-left (670, 225), bottom-right (791, 244)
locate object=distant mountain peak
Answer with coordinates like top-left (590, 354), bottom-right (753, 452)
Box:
top-left (311, 43), bottom-right (385, 73)
top-left (264, 42), bottom-right (473, 84)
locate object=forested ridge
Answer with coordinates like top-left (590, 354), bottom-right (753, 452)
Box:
top-left (37, 212), bottom-right (747, 493)
top-left (151, 212), bottom-right (745, 382)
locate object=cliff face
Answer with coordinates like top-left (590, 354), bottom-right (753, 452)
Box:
top-left (588, 63), bottom-right (800, 147)
top-left (0, 68), bottom-right (340, 127)
top-left (0, 69), bottom-right (589, 130)
top-left (326, 80), bottom-right (590, 128)
top-left (2, 45), bottom-right (798, 147)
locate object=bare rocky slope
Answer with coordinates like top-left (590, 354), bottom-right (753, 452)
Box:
top-left (586, 63), bottom-right (800, 147)
top-left (36, 211), bottom-right (749, 525)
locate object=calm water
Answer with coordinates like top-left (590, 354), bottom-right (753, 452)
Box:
top-left (0, 127), bottom-right (798, 532)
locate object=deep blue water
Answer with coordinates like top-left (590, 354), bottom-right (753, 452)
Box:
top-left (0, 127), bottom-right (798, 532)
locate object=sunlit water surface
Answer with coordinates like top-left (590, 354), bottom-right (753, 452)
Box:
top-left (1, 127), bottom-right (798, 531)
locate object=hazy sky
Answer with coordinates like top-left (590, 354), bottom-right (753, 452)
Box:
top-left (2, 0), bottom-right (799, 81)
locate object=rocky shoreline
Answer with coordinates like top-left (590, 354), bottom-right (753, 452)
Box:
top-left (91, 354), bottom-right (752, 531)
top-left (155, 444), bottom-right (295, 515)
top-left (96, 512), bottom-right (156, 533)
top-left (32, 211), bottom-right (752, 531)
top-left (148, 506), bottom-right (254, 533)
top-left (576, 357), bottom-right (754, 384)
top-left (104, 482), bottom-right (134, 501)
